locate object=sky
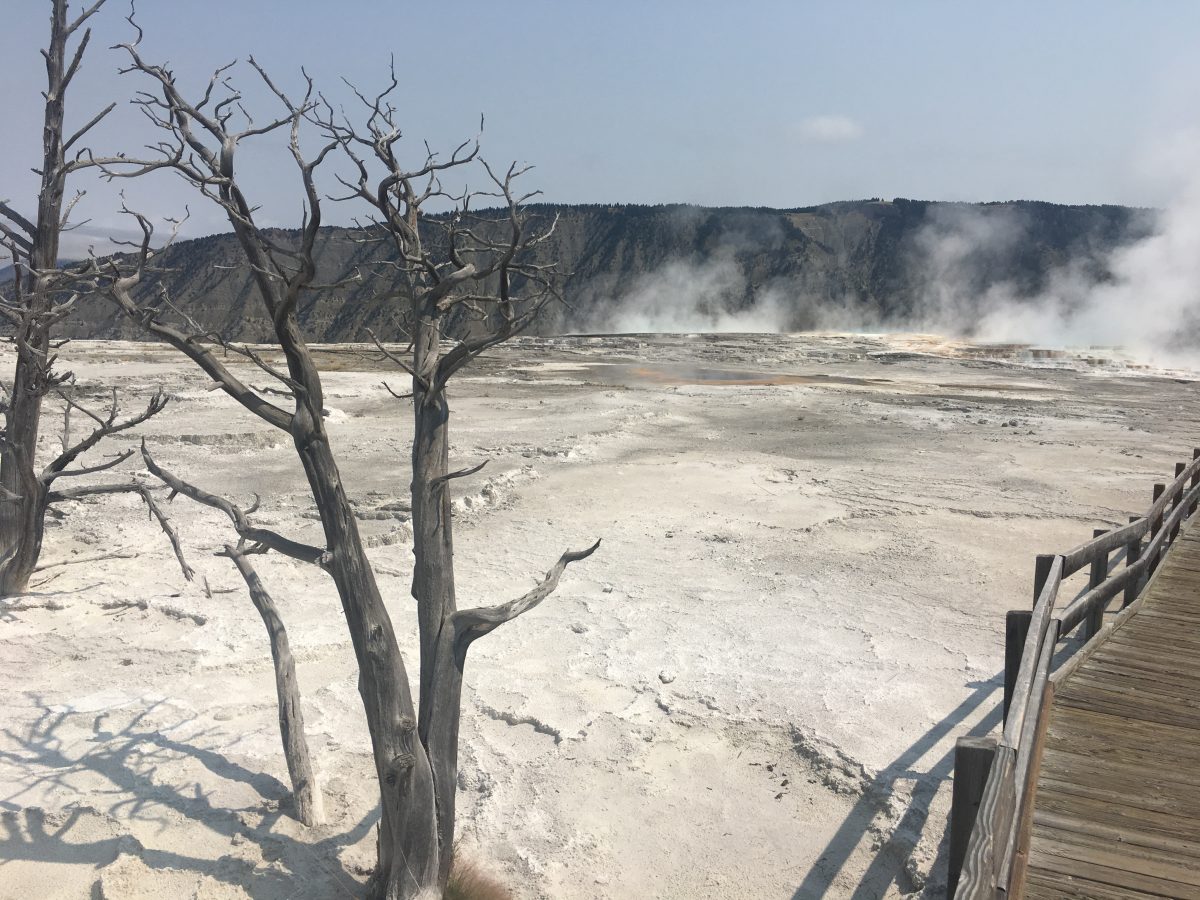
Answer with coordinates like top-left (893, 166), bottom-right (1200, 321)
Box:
top-left (4, 0), bottom-right (1200, 254)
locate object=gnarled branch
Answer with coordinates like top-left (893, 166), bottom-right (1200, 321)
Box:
top-left (96, 209), bottom-right (294, 432)
top-left (45, 480), bottom-right (194, 581)
top-left (42, 387), bottom-right (168, 484)
top-left (451, 539), bottom-right (601, 648)
top-left (140, 441), bottom-right (329, 567)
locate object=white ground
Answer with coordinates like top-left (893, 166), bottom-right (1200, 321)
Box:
top-left (0, 332), bottom-right (1196, 900)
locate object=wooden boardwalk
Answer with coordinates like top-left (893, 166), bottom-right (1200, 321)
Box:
top-left (1017, 520), bottom-right (1200, 898)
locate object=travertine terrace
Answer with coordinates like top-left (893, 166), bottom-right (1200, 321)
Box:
top-left (1, 332), bottom-right (1196, 900)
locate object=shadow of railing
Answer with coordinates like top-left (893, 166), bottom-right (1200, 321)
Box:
top-left (0, 698), bottom-right (376, 898)
top-left (791, 674), bottom-right (1003, 899)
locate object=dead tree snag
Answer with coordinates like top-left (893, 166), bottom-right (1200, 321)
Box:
top-left (0, 0), bottom-right (173, 594)
top-left (100, 27), bottom-right (598, 897)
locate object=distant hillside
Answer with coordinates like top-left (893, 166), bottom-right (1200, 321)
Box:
top-left (56, 199), bottom-right (1154, 342)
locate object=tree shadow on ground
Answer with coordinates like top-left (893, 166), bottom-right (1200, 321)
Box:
top-left (0, 698), bottom-right (377, 899)
top-left (791, 674), bottom-right (1003, 900)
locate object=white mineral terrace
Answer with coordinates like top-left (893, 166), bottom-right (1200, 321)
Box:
top-left (1, 332), bottom-right (1196, 900)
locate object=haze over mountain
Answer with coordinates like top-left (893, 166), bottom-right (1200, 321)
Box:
top-left (57, 197), bottom-right (1165, 353)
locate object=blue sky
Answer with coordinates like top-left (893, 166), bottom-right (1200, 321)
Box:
top-left (4, 1), bottom-right (1200, 249)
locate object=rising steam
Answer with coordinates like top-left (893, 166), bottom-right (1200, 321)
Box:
top-left (596, 255), bottom-right (789, 333)
top-left (581, 132), bottom-right (1200, 371)
top-left (910, 135), bottom-right (1200, 369)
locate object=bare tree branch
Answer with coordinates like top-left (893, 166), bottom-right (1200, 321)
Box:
top-left (45, 480), bottom-right (194, 581)
top-left (139, 441), bottom-right (329, 567)
top-left (65, 0), bottom-right (107, 37)
top-left (42, 388), bottom-right (168, 484)
top-left (451, 540), bottom-right (601, 646)
top-left (35, 549), bottom-right (137, 571)
top-left (217, 537), bottom-right (326, 826)
top-left (63, 101), bottom-right (116, 153)
top-left (96, 209), bottom-right (294, 432)
top-left (0, 202), bottom-right (37, 238)
top-left (429, 460), bottom-right (487, 488)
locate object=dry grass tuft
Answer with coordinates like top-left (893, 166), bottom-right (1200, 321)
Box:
top-left (446, 855), bottom-right (514, 900)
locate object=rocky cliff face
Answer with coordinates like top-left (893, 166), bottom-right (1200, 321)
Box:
top-left (59, 199), bottom-right (1151, 341)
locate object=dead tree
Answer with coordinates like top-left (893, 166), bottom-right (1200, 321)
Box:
top-left (0, 0), bottom-right (175, 594)
top-left (315, 84), bottom-right (597, 893)
top-left (101, 26), bottom-right (598, 900)
top-left (5, 0), bottom-right (318, 831)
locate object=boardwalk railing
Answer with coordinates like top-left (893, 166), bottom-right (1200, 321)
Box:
top-left (947, 449), bottom-right (1200, 899)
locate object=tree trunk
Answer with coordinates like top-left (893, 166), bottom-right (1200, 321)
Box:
top-left (409, 306), bottom-right (462, 892)
top-left (0, 0), bottom-right (69, 596)
top-left (208, 171), bottom-right (445, 895)
top-left (290, 408), bottom-right (441, 899)
top-left (424, 619), bottom-right (469, 893)
top-left (226, 547), bottom-right (325, 827)
top-left (0, 465), bottom-right (47, 595)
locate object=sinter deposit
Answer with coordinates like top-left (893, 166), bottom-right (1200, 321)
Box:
top-left (1, 332), bottom-right (1195, 900)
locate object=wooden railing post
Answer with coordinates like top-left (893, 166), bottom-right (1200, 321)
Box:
top-left (1004, 609), bottom-right (1032, 724)
top-left (948, 735), bottom-right (998, 899)
top-left (1086, 528), bottom-right (1108, 640)
top-left (1150, 483), bottom-right (1166, 574)
top-left (1124, 515), bottom-right (1142, 608)
top-left (1171, 463), bottom-right (1186, 541)
top-left (1191, 448), bottom-right (1200, 516)
top-left (1033, 554), bottom-right (1056, 605)
top-left (1009, 555), bottom-right (1056, 726)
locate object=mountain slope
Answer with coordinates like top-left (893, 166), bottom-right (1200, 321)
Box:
top-left (59, 199), bottom-right (1152, 341)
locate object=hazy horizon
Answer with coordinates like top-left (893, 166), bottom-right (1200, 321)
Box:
top-left (4, 1), bottom-right (1200, 367)
top-left (4, 2), bottom-right (1200, 255)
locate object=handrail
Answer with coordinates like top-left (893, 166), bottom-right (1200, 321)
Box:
top-left (1060, 451), bottom-right (1200, 576)
top-left (998, 615), bottom-right (1058, 888)
top-left (1059, 480), bottom-right (1200, 635)
top-left (951, 449), bottom-right (1200, 899)
top-left (1000, 556), bottom-right (1061, 749)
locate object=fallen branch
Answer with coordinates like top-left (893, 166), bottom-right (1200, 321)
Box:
top-left (45, 480), bottom-right (194, 581)
top-left (97, 597), bottom-right (207, 625)
top-left (220, 541), bottom-right (325, 826)
top-left (35, 549), bottom-right (138, 570)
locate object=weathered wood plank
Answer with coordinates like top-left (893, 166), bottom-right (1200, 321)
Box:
top-left (1035, 775), bottom-right (1200, 828)
top-left (1104, 619), bottom-right (1200, 646)
top-left (1100, 630), bottom-right (1200, 657)
top-left (1023, 868), bottom-right (1170, 900)
top-left (1025, 848), bottom-right (1200, 900)
top-left (1028, 825), bottom-right (1200, 889)
top-left (1046, 707), bottom-right (1200, 762)
top-left (1054, 685), bottom-right (1200, 731)
top-left (1033, 808), bottom-right (1200, 863)
top-left (1038, 745), bottom-right (1200, 801)
top-left (949, 736), bottom-right (998, 899)
top-left (1074, 658), bottom-right (1200, 695)
top-left (1066, 668), bottom-right (1200, 708)
top-left (1035, 787), bottom-right (1200, 847)
top-left (1086, 647), bottom-right (1200, 683)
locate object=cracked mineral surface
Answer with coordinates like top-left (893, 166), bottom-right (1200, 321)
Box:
top-left (1, 332), bottom-right (1196, 899)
